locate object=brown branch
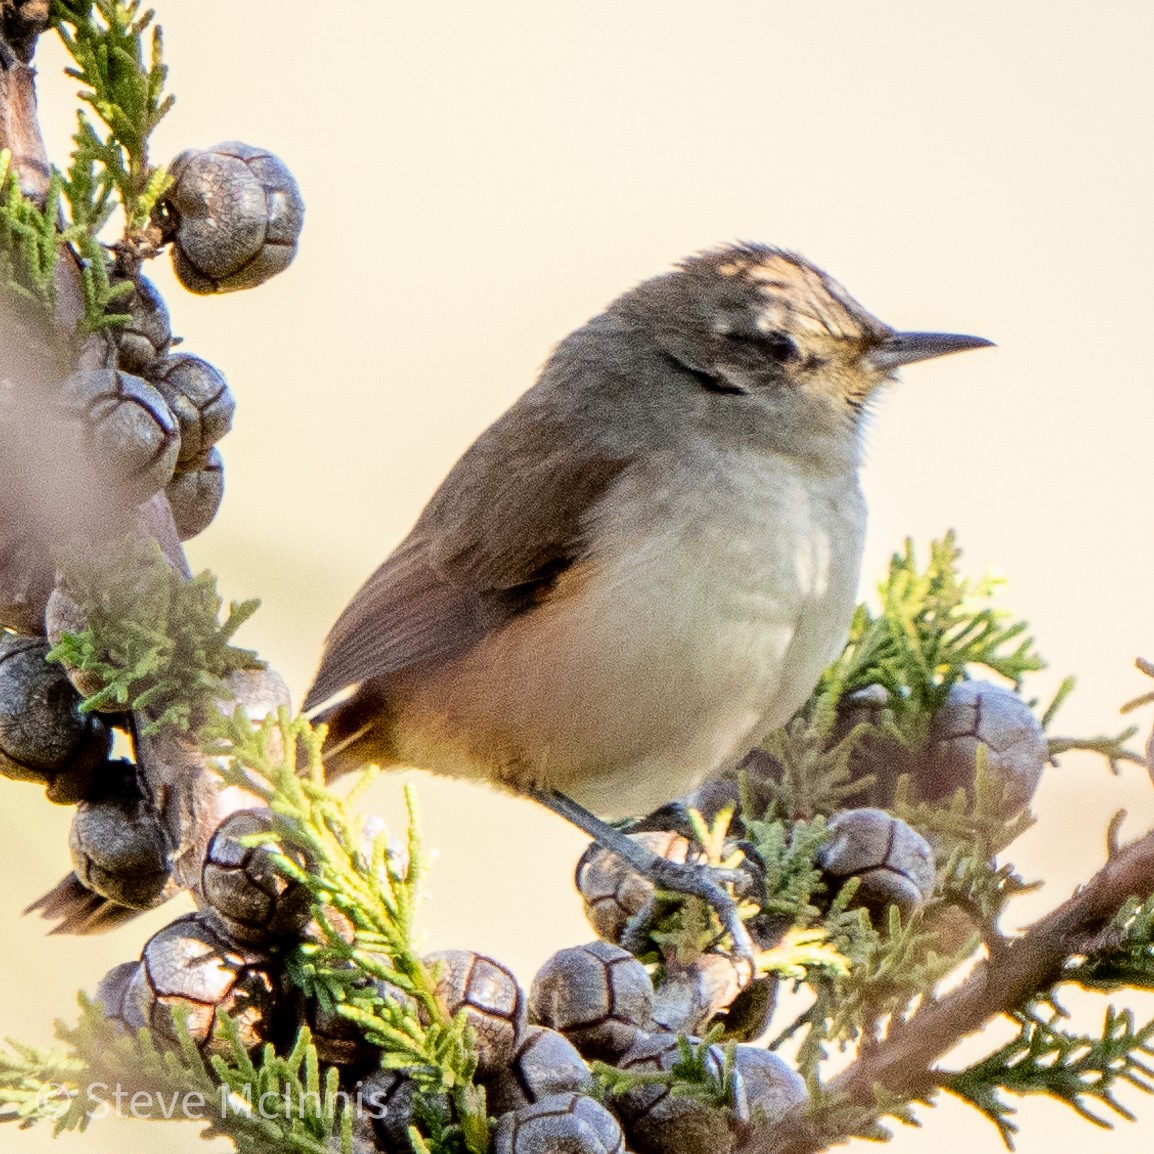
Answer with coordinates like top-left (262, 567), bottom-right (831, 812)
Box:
top-left (0, 14), bottom-right (275, 928)
top-left (0, 1), bottom-right (50, 195)
top-left (738, 825), bottom-right (1154, 1154)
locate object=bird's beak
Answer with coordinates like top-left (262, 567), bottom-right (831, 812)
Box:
top-left (870, 331), bottom-right (994, 373)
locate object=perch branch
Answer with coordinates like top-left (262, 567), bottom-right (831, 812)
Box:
top-left (741, 824), bottom-right (1154, 1154)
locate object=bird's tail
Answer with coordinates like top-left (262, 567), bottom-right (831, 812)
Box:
top-left (310, 683), bottom-right (399, 782)
top-left (25, 873), bottom-right (145, 935)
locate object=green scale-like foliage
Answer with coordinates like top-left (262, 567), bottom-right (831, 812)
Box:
top-left (949, 1008), bottom-right (1154, 1145)
top-left (0, 1), bottom-right (175, 337)
top-left (632, 535), bottom-right (1154, 1143)
top-left (5, 530), bottom-right (1154, 1154)
top-left (47, 533), bottom-right (262, 734)
top-left (0, 711), bottom-right (491, 1154)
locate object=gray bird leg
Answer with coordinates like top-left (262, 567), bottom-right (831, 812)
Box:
top-left (528, 787), bottom-right (757, 969)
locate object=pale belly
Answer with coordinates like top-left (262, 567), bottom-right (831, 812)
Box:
top-left (393, 450), bottom-right (866, 819)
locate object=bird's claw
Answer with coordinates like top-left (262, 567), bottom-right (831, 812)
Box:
top-left (640, 856), bottom-right (757, 979)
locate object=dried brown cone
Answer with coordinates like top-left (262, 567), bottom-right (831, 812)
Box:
top-left (148, 353), bottom-right (234, 466)
top-left (123, 912), bottom-right (277, 1056)
top-left (921, 679), bottom-right (1048, 813)
top-left (166, 141), bottom-right (304, 294)
top-left (493, 1092), bottom-right (625, 1154)
top-left (528, 941), bottom-right (653, 1061)
top-left (200, 807), bottom-right (312, 949)
top-left (729, 1045), bottom-right (807, 1133)
top-left (351, 1069), bottom-right (443, 1154)
top-left (165, 446), bottom-right (224, 539)
top-left (576, 830), bottom-right (699, 945)
top-left (484, 1024), bottom-right (594, 1116)
top-left (93, 959), bottom-right (146, 1034)
top-left (611, 1032), bottom-right (734, 1154)
top-left (59, 367), bottom-right (181, 506)
top-left (816, 807), bottom-right (936, 920)
top-left (650, 951), bottom-right (753, 1036)
top-left (0, 633), bottom-right (111, 800)
top-left (113, 275), bottom-right (172, 374)
top-left (425, 948), bottom-right (527, 1078)
top-left (70, 763), bottom-right (176, 908)
top-left (293, 987), bottom-right (383, 1073)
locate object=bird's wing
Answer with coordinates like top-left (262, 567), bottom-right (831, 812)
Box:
top-left (304, 396), bottom-right (631, 709)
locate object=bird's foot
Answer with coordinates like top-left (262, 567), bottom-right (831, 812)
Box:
top-left (621, 854), bottom-right (757, 978)
top-left (531, 787), bottom-right (758, 976)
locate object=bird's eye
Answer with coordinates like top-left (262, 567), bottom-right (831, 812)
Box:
top-left (723, 328), bottom-right (798, 365)
top-left (761, 331), bottom-right (798, 363)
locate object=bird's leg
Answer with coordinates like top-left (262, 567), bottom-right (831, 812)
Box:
top-left (529, 787), bottom-right (757, 970)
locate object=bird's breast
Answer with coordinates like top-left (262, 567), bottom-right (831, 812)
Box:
top-left (393, 446), bottom-right (866, 819)
top-left (578, 444), bottom-right (865, 746)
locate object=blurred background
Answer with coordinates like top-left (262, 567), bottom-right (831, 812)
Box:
top-left (4, 2), bottom-right (1154, 1151)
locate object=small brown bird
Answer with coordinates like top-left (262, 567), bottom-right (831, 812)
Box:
top-left (306, 243), bottom-right (990, 953)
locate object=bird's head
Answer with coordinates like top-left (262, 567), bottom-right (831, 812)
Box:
top-left (612, 243), bottom-right (991, 453)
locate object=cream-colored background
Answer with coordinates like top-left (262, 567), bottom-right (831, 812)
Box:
top-left (4, 3), bottom-right (1154, 1151)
